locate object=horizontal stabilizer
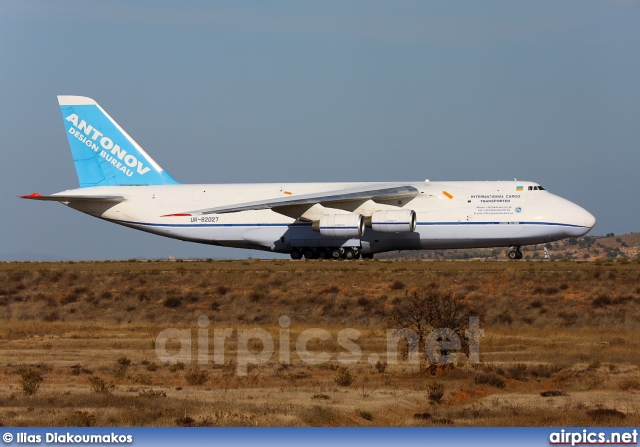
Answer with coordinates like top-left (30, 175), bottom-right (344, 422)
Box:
top-left (179, 184), bottom-right (419, 216)
top-left (20, 192), bottom-right (125, 203)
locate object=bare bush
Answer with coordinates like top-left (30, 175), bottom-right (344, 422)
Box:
top-left (334, 367), bottom-right (354, 386)
top-left (618, 380), bottom-right (640, 391)
top-left (540, 390), bottom-right (566, 397)
top-left (185, 366), bottom-right (209, 386)
top-left (20, 369), bottom-right (43, 395)
top-left (506, 363), bottom-right (528, 381)
top-left (61, 411), bottom-right (96, 427)
top-left (427, 381), bottom-right (445, 404)
top-left (387, 287), bottom-right (475, 352)
top-left (138, 389), bottom-right (167, 398)
top-left (169, 362), bottom-right (185, 372)
top-left (175, 415), bottom-right (196, 427)
top-left (163, 297), bottom-right (182, 308)
top-left (586, 408), bottom-right (625, 422)
top-left (374, 360), bottom-right (387, 374)
top-left (88, 376), bottom-right (115, 394)
top-left (474, 372), bottom-right (505, 389)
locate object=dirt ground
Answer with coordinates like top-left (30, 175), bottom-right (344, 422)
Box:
top-left (0, 259), bottom-right (638, 426)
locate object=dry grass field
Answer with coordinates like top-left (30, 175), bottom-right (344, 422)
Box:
top-left (0, 258), bottom-right (639, 426)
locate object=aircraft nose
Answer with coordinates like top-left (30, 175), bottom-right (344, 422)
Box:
top-left (567, 205), bottom-right (596, 237)
top-left (581, 209), bottom-right (596, 230)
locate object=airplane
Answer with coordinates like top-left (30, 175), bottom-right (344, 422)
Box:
top-left (21, 96), bottom-right (596, 260)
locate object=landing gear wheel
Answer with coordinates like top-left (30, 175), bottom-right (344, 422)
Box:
top-left (343, 248), bottom-right (355, 260)
top-left (330, 248), bottom-right (343, 260)
top-left (319, 248), bottom-right (331, 260)
top-left (508, 248), bottom-right (523, 260)
top-left (290, 249), bottom-right (302, 260)
top-left (303, 249), bottom-right (317, 259)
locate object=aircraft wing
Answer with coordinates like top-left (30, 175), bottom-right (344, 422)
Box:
top-left (180, 184), bottom-right (419, 216)
top-left (20, 193), bottom-right (125, 203)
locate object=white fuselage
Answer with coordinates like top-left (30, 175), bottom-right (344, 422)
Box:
top-left (57, 180), bottom-right (595, 255)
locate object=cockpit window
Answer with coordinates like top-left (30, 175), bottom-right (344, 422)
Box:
top-left (538, 186), bottom-right (545, 190)
top-left (528, 186), bottom-right (546, 191)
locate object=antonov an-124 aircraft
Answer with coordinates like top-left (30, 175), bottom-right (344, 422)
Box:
top-left (22, 96), bottom-right (596, 260)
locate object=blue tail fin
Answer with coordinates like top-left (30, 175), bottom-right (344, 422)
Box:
top-left (58, 96), bottom-right (179, 187)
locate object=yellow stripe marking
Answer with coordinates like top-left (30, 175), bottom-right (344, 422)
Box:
top-left (442, 191), bottom-right (453, 199)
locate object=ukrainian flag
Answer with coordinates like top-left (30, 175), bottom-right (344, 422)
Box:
top-left (516, 185), bottom-right (523, 191)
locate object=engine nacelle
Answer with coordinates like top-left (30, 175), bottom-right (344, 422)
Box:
top-left (312, 213), bottom-right (365, 238)
top-left (370, 209), bottom-right (416, 233)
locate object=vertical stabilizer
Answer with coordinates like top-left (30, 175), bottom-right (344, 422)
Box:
top-left (58, 96), bottom-right (179, 187)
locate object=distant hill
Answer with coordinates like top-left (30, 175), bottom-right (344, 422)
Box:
top-left (3, 234), bottom-right (638, 263)
top-left (377, 233), bottom-right (640, 261)
top-left (0, 250), bottom-right (70, 262)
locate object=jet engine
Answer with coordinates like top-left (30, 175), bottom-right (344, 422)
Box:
top-left (370, 209), bottom-right (416, 233)
top-left (312, 213), bottom-right (365, 238)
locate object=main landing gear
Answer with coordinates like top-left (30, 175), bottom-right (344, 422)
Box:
top-left (508, 246), bottom-right (523, 260)
top-left (290, 247), bottom-right (362, 260)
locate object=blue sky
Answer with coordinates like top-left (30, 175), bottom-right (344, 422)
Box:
top-left (1, 0), bottom-right (639, 260)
